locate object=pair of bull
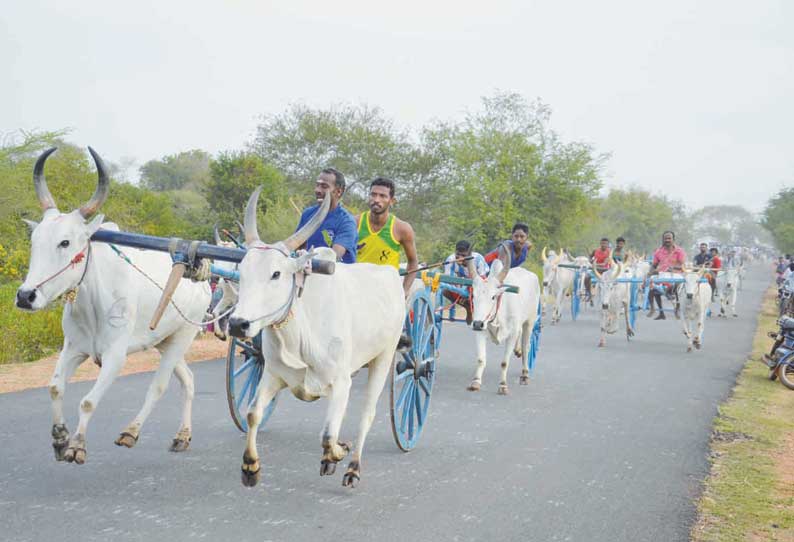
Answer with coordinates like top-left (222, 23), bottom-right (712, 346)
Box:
top-left (15, 147), bottom-right (539, 489)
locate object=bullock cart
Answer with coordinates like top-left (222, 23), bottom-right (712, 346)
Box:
top-left (87, 230), bottom-right (538, 452)
top-left (87, 229), bottom-right (334, 433)
top-left (559, 263), bottom-right (644, 330)
top-left (390, 270), bottom-right (540, 451)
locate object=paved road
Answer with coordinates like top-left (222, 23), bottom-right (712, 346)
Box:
top-left (0, 267), bottom-right (768, 542)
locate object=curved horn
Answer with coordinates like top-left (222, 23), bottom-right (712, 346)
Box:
top-left (78, 147), bottom-right (110, 219)
top-left (33, 147), bottom-right (58, 211)
top-left (282, 191), bottom-right (331, 251)
top-left (244, 186), bottom-right (263, 245)
top-left (592, 265), bottom-right (603, 280)
top-left (541, 246), bottom-right (548, 263)
top-left (466, 256), bottom-right (478, 279)
top-left (497, 242), bottom-right (511, 282)
top-left (213, 223), bottom-right (221, 245)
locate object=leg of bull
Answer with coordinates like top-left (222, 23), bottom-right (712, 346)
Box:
top-left (624, 301), bottom-right (635, 340)
top-left (169, 360), bottom-right (194, 452)
top-left (519, 321), bottom-right (531, 385)
top-left (64, 343), bottom-right (127, 465)
top-left (49, 345), bottom-right (88, 461)
top-left (319, 375), bottom-right (353, 477)
top-left (497, 331), bottom-right (518, 395)
top-left (241, 372), bottom-right (285, 487)
top-left (682, 318), bottom-right (694, 352)
top-left (342, 350), bottom-right (392, 488)
top-left (114, 329), bottom-right (194, 450)
top-left (468, 333), bottom-right (488, 391)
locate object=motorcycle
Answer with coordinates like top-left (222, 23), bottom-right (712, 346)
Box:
top-left (763, 315), bottom-right (794, 389)
top-left (778, 275), bottom-right (794, 318)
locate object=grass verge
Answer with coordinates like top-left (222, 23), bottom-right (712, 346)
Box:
top-left (692, 286), bottom-right (794, 541)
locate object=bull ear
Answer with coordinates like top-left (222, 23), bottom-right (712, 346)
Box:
top-left (22, 219), bottom-right (39, 232)
top-left (86, 213), bottom-right (105, 235)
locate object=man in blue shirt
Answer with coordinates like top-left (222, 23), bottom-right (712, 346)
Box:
top-left (484, 223), bottom-right (531, 268)
top-left (295, 168), bottom-right (357, 263)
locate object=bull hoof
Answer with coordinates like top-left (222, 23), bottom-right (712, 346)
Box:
top-left (694, 341), bottom-right (702, 350)
top-left (519, 375), bottom-right (530, 386)
top-left (342, 460), bottom-right (360, 488)
top-left (598, 339), bottom-right (606, 347)
top-left (467, 380), bottom-right (481, 392)
top-left (64, 437), bottom-right (86, 465)
top-left (320, 460), bottom-right (337, 476)
top-left (733, 314), bottom-right (738, 318)
top-left (114, 432), bottom-right (139, 449)
top-left (241, 453), bottom-right (260, 487)
top-left (514, 349), bottom-right (523, 359)
top-left (169, 437), bottom-right (191, 453)
top-left (497, 384), bottom-right (509, 395)
top-left (342, 470), bottom-right (360, 488)
top-left (687, 346), bottom-right (693, 353)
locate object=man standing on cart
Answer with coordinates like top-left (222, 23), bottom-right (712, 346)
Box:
top-left (295, 167), bottom-right (358, 263)
top-left (647, 231), bottom-right (686, 320)
top-left (584, 237), bottom-right (613, 304)
top-left (355, 177), bottom-right (419, 297)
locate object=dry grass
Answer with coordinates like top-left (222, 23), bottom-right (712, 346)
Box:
top-left (0, 333), bottom-right (228, 394)
top-left (692, 286), bottom-right (794, 541)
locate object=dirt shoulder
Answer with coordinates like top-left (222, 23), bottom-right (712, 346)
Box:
top-left (692, 286), bottom-right (794, 541)
top-left (0, 333), bottom-right (228, 394)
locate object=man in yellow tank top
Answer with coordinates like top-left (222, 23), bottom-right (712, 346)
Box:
top-left (356, 178), bottom-right (418, 297)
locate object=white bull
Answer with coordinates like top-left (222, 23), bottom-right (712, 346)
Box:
top-left (593, 262), bottom-right (634, 347)
top-left (679, 268), bottom-right (712, 352)
top-left (716, 268), bottom-right (739, 318)
top-left (466, 245), bottom-right (542, 395)
top-left (15, 147), bottom-right (210, 464)
top-left (228, 188), bottom-right (405, 489)
top-left (541, 247), bottom-right (574, 324)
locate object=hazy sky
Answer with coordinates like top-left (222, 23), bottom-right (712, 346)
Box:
top-left (2, 0), bottom-right (792, 212)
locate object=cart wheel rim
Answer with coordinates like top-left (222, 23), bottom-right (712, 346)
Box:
top-left (226, 334), bottom-right (277, 433)
top-left (391, 290), bottom-right (437, 451)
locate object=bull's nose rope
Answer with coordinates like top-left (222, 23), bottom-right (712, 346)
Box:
top-left (32, 241), bottom-right (91, 303)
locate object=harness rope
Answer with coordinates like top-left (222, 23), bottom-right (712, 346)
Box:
top-left (107, 243), bottom-right (235, 327)
top-left (34, 241), bottom-right (91, 303)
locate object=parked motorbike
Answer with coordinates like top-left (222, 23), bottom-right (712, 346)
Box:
top-left (763, 315), bottom-right (794, 389)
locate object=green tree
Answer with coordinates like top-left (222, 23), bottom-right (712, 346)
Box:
top-left (575, 187), bottom-right (690, 255)
top-left (205, 152), bottom-right (291, 242)
top-left (139, 149), bottom-right (210, 192)
top-left (691, 205), bottom-right (770, 247)
top-left (763, 188), bottom-right (794, 253)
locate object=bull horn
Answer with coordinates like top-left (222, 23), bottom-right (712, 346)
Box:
top-left (497, 242), bottom-right (511, 282)
top-left (592, 265), bottom-right (602, 280)
top-left (541, 246), bottom-right (548, 263)
top-left (282, 191), bottom-right (331, 251)
top-left (466, 255), bottom-right (478, 279)
top-left (244, 186), bottom-right (263, 245)
top-left (33, 147), bottom-right (58, 211)
top-left (79, 147), bottom-right (110, 219)
top-left (213, 223), bottom-right (221, 245)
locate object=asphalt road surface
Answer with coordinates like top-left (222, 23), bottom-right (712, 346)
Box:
top-left (0, 266), bottom-right (769, 542)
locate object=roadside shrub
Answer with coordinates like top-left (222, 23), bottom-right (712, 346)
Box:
top-left (0, 282), bottom-right (63, 364)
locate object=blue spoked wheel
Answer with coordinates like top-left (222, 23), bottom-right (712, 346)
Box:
top-left (571, 273), bottom-right (581, 321)
top-left (390, 290), bottom-right (438, 452)
top-left (528, 302), bottom-right (542, 372)
top-left (226, 332), bottom-right (278, 433)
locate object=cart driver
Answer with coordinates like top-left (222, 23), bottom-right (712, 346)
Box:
top-left (355, 177), bottom-right (419, 297)
top-left (647, 231), bottom-right (686, 320)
